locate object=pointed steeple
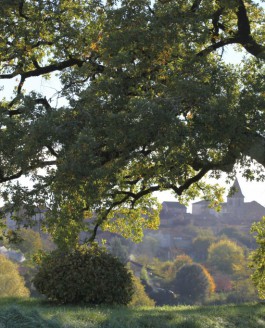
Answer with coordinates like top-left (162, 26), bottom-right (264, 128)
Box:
top-left (228, 178), bottom-right (244, 199)
top-left (227, 178), bottom-right (244, 215)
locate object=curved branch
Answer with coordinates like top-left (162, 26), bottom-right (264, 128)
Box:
top-left (197, 38), bottom-right (238, 57)
top-left (0, 160), bottom-right (57, 184)
top-left (191, 0), bottom-right (202, 12)
top-left (198, 0), bottom-right (265, 59)
top-left (170, 167), bottom-right (210, 195)
top-left (88, 195), bottom-right (131, 243)
top-left (0, 170), bottom-right (23, 183)
top-left (0, 58), bottom-right (85, 81)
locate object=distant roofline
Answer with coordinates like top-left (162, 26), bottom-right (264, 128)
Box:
top-left (192, 200), bottom-right (210, 205)
top-left (162, 201), bottom-right (186, 208)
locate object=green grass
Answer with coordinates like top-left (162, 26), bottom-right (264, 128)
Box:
top-left (0, 298), bottom-right (264, 328)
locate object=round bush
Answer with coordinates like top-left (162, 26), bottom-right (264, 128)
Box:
top-left (172, 263), bottom-right (215, 304)
top-left (33, 245), bottom-right (134, 304)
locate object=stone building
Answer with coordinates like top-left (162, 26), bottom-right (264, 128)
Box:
top-left (192, 178), bottom-right (265, 232)
top-left (148, 179), bottom-right (265, 259)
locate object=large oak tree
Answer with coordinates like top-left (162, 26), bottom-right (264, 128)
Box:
top-left (0, 0), bottom-right (265, 245)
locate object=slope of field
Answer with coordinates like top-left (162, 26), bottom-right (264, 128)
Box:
top-left (0, 298), bottom-right (264, 328)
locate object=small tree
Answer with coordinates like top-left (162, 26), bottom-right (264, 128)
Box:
top-left (0, 254), bottom-right (29, 297)
top-left (207, 239), bottom-right (245, 275)
top-left (172, 263), bottom-right (215, 304)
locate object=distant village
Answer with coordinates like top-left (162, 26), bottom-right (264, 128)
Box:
top-left (2, 178), bottom-right (265, 261)
top-left (1, 178), bottom-right (264, 304)
top-left (144, 178), bottom-right (265, 259)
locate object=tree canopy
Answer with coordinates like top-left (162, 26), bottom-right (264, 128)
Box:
top-left (207, 239), bottom-right (245, 274)
top-left (0, 0), bottom-right (265, 245)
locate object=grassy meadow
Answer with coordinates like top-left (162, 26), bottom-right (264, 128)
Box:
top-left (0, 298), bottom-right (264, 328)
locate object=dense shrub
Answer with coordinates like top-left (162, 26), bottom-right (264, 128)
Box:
top-left (33, 245), bottom-right (134, 304)
top-left (0, 254), bottom-right (29, 297)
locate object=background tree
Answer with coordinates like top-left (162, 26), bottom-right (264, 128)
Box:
top-left (192, 236), bottom-right (216, 262)
top-left (155, 254), bottom-right (193, 285)
top-left (218, 226), bottom-right (255, 249)
top-left (207, 239), bottom-right (245, 275)
top-left (109, 236), bottom-right (129, 264)
top-left (0, 254), bottom-right (29, 297)
top-left (11, 228), bottom-right (43, 256)
top-left (172, 263), bottom-right (215, 304)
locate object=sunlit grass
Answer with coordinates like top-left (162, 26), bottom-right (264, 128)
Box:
top-left (0, 298), bottom-right (264, 327)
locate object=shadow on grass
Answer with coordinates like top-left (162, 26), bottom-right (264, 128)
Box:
top-left (0, 299), bottom-right (264, 328)
top-left (0, 306), bottom-right (60, 328)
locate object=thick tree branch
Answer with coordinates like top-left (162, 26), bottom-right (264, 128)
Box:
top-left (35, 98), bottom-right (52, 112)
top-left (242, 133), bottom-right (265, 167)
top-left (191, 0), bottom-right (202, 12)
top-left (0, 58), bottom-right (85, 81)
top-left (170, 167), bottom-right (210, 195)
top-left (0, 170), bottom-right (23, 183)
top-left (46, 145), bottom-right (59, 158)
top-left (198, 0), bottom-right (265, 59)
top-left (18, 0), bottom-right (29, 20)
top-left (236, 0), bottom-right (251, 36)
top-left (0, 160), bottom-right (56, 184)
top-left (88, 195), bottom-right (131, 243)
top-left (197, 38), bottom-right (238, 57)
top-left (211, 7), bottom-right (225, 41)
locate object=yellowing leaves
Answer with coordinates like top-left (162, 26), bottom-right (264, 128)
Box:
top-left (90, 42), bottom-right (98, 51)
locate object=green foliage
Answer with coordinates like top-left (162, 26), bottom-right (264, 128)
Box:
top-left (157, 254), bottom-right (193, 282)
top-left (192, 236), bottom-right (216, 262)
top-left (173, 254), bottom-right (193, 273)
top-left (0, 307), bottom-right (60, 328)
top-left (0, 299), bottom-right (264, 328)
top-left (109, 236), bottom-right (129, 264)
top-left (129, 275), bottom-right (155, 307)
top-left (140, 266), bottom-right (150, 284)
top-left (228, 278), bottom-right (258, 303)
top-left (172, 263), bottom-right (215, 304)
top-left (207, 239), bottom-right (245, 275)
top-left (11, 228), bottom-right (43, 256)
top-left (250, 216), bottom-right (265, 299)
top-left (33, 244), bottom-right (134, 305)
top-left (0, 254), bottom-right (29, 297)
top-left (218, 226), bottom-right (254, 248)
top-left (0, 0), bottom-right (265, 245)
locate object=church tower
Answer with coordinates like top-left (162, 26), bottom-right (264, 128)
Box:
top-left (227, 178), bottom-right (244, 216)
